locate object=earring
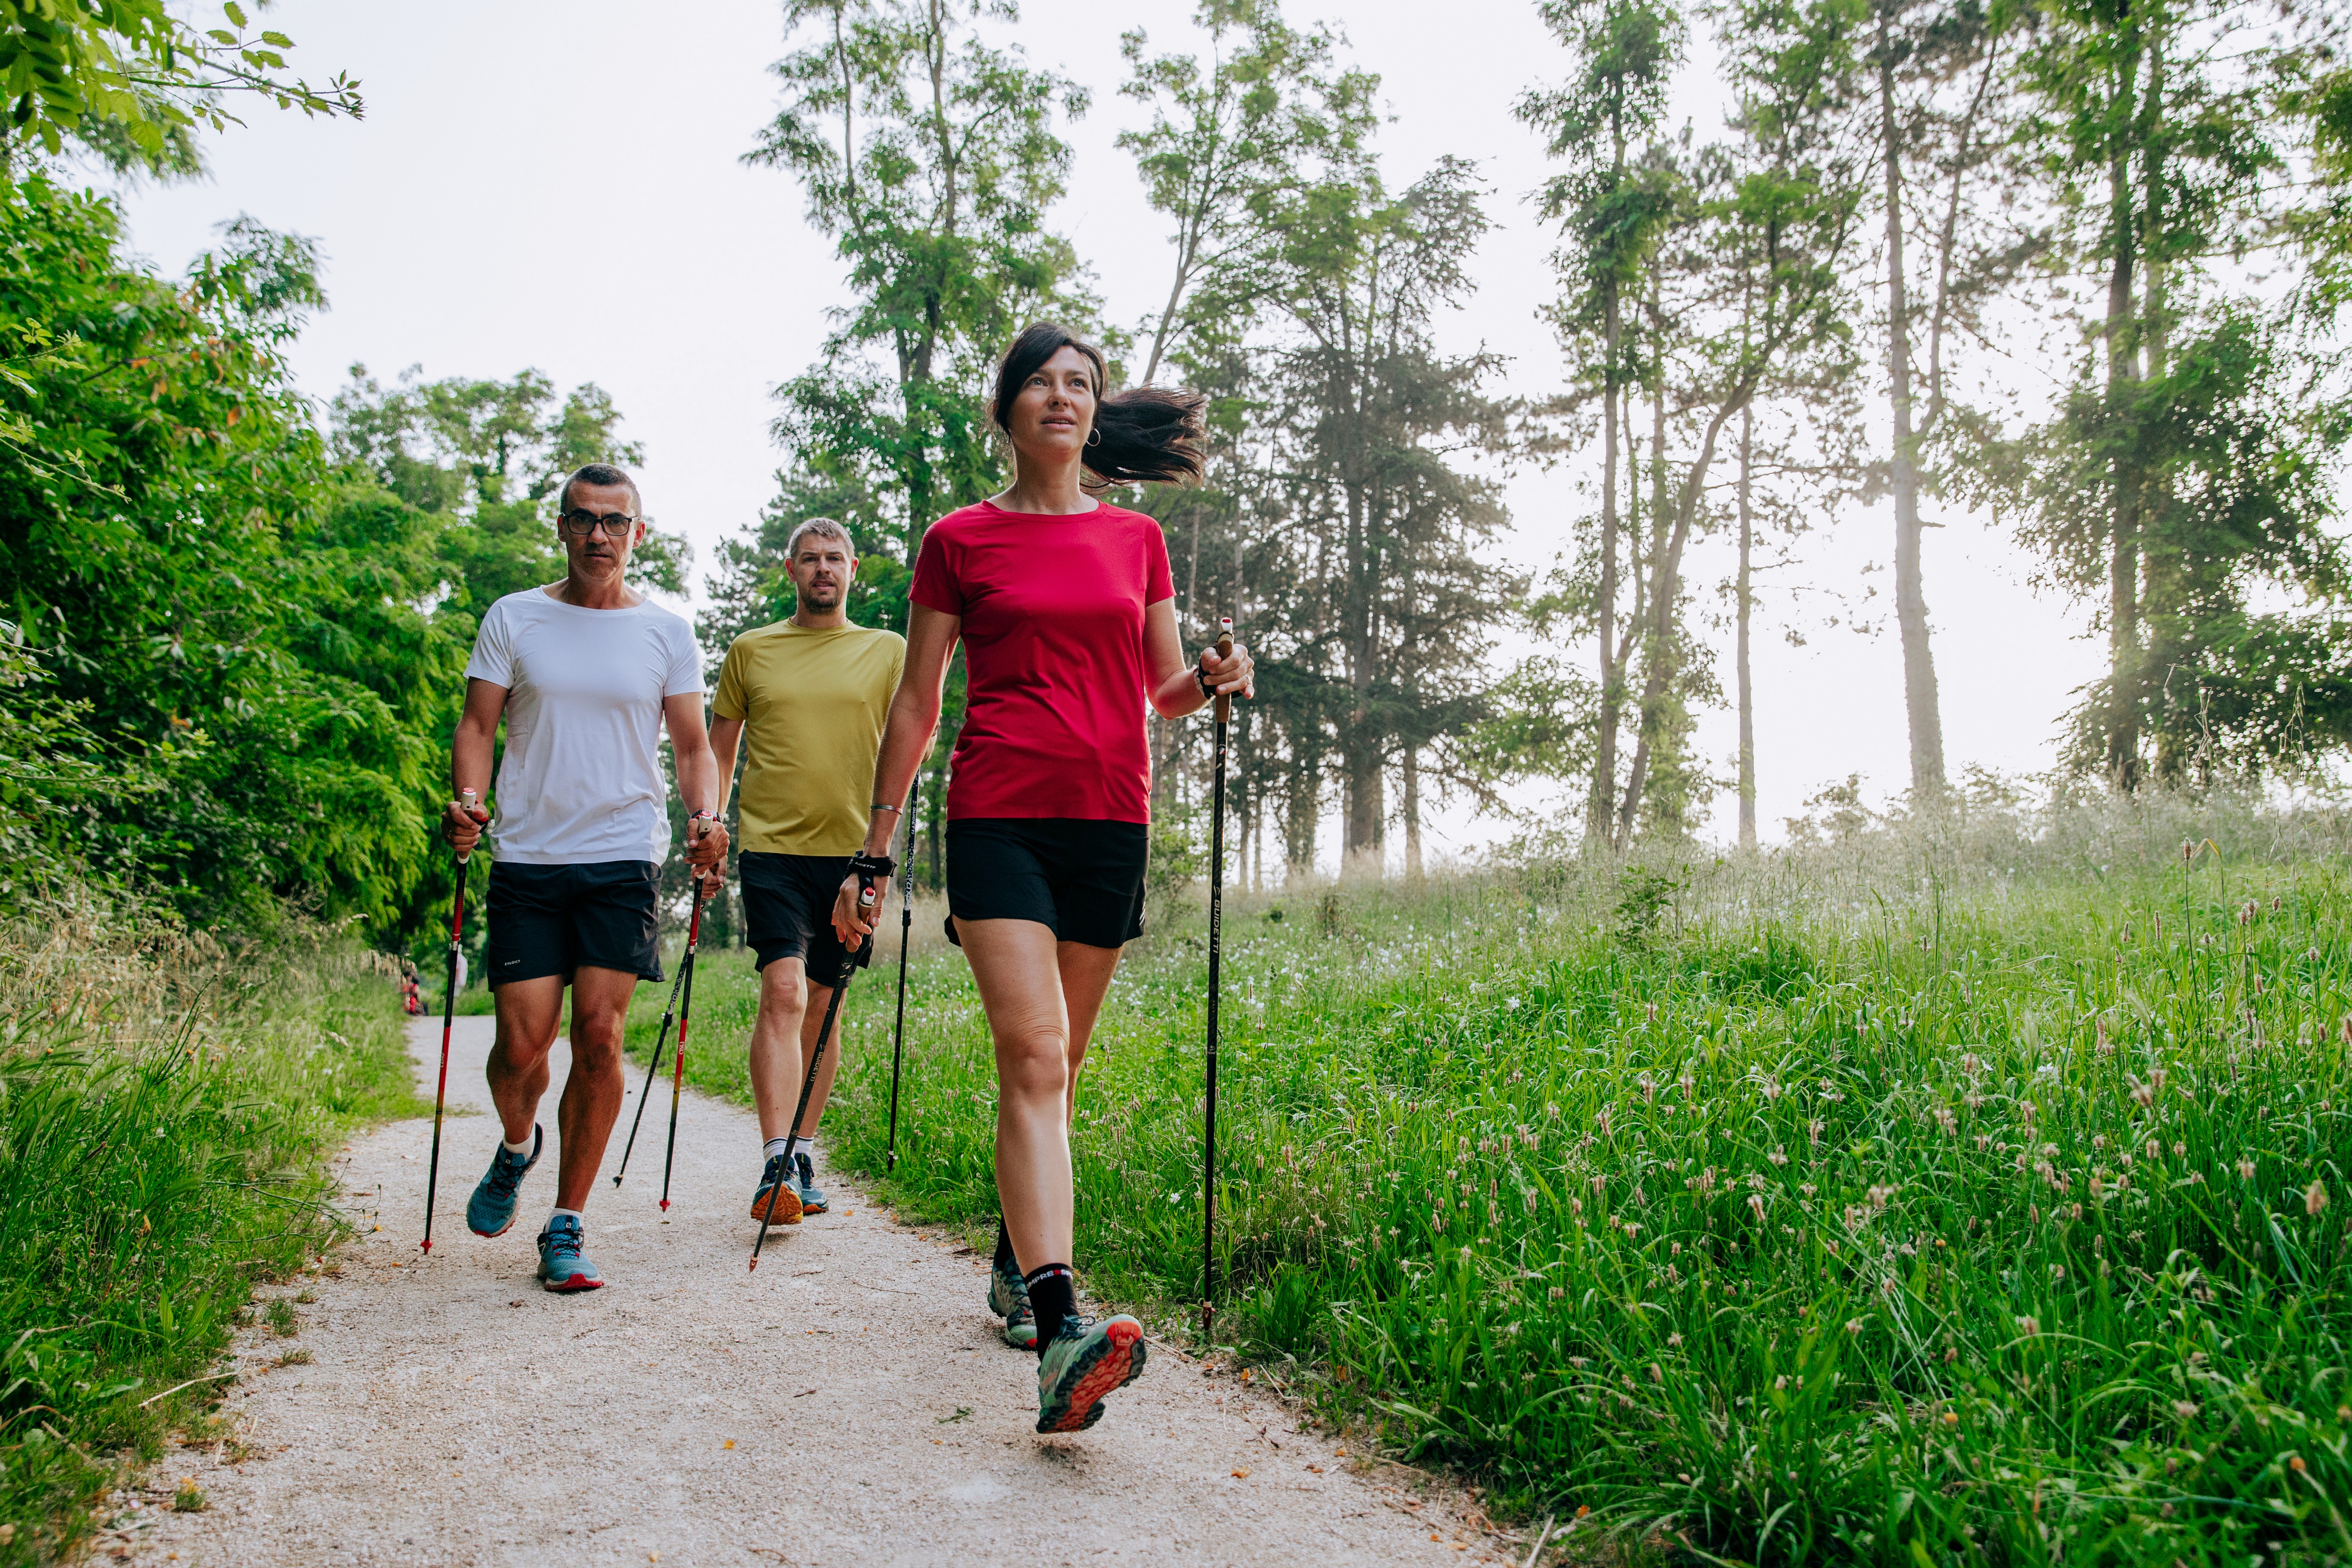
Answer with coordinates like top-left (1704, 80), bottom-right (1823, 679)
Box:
top-left (1086, 426), bottom-right (1102, 447)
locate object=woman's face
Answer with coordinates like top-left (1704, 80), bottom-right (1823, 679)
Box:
top-left (1005, 345), bottom-right (1098, 462)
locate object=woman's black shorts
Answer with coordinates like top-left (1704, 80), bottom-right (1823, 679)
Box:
top-left (946, 818), bottom-right (1148, 950)
top-left (484, 860), bottom-right (662, 988)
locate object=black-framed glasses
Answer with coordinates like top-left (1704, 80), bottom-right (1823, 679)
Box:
top-left (559, 508), bottom-right (640, 538)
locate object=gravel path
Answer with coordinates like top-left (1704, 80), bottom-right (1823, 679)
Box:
top-left (124, 1016), bottom-right (1509, 1568)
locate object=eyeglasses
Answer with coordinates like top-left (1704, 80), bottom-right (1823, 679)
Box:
top-left (559, 509), bottom-right (640, 538)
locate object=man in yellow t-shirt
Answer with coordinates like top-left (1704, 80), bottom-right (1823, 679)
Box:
top-left (709, 517), bottom-right (906, 1227)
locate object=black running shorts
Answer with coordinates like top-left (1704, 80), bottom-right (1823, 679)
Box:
top-left (739, 851), bottom-right (874, 980)
top-left (945, 818), bottom-right (1148, 950)
top-left (484, 860), bottom-right (662, 988)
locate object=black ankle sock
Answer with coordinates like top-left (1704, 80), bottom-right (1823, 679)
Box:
top-left (1023, 1264), bottom-right (1077, 1350)
top-left (993, 1213), bottom-right (1014, 1270)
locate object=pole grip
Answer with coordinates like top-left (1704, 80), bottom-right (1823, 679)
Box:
top-left (1212, 617), bottom-right (1234, 724)
top-left (455, 787), bottom-right (479, 866)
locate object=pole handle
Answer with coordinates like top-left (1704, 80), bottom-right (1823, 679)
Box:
top-left (454, 787), bottom-right (479, 866)
top-left (1212, 617), bottom-right (1234, 724)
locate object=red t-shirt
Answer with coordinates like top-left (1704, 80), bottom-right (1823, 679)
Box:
top-left (910, 499), bottom-right (1174, 823)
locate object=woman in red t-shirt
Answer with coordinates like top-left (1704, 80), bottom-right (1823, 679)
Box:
top-left (835, 322), bottom-right (1252, 1435)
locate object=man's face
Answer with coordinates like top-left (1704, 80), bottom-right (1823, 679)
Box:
top-left (790, 533), bottom-right (855, 612)
top-left (557, 479), bottom-right (642, 580)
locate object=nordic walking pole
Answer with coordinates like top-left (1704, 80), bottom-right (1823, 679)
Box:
top-left (752, 867), bottom-right (883, 1270)
top-left (885, 782), bottom-right (916, 1173)
top-left (656, 873), bottom-right (712, 1213)
top-left (613, 884), bottom-right (703, 1188)
top-left (421, 788), bottom-right (480, 1255)
top-left (1201, 618), bottom-right (1234, 1339)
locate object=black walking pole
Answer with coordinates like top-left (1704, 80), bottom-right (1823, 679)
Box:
top-left (613, 883), bottom-right (703, 1189)
top-left (421, 788), bottom-right (479, 1255)
top-left (885, 783), bottom-right (916, 1173)
top-left (752, 859), bottom-right (885, 1271)
top-left (1201, 618), bottom-right (1233, 1339)
top-left (656, 874), bottom-right (712, 1213)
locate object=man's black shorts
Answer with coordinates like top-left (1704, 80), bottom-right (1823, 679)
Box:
top-left (945, 818), bottom-right (1148, 949)
top-left (739, 852), bottom-right (874, 980)
top-left (484, 860), bottom-right (662, 988)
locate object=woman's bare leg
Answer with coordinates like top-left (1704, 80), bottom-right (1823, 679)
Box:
top-left (1057, 940), bottom-right (1122, 1124)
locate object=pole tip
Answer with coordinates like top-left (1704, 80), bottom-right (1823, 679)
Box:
top-left (419, 1240), bottom-right (431, 1255)
top-left (658, 1199), bottom-right (670, 1212)
top-left (747, 1255), bottom-right (759, 1272)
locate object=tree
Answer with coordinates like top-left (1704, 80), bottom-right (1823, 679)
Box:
top-left (0, 1), bottom-right (359, 175)
top-left (1116, 0), bottom-right (1373, 385)
top-left (1519, 0), bottom-right (1685, 844)
top-left (1254, 157), bottom-right (1521, 873)
top-left (1995, 0), bottom-right (2328, 784)
top-left (746, 0), bottom-right (1090, 562)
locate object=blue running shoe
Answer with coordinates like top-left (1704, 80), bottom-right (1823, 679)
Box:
top-left (794, 1151), bottom-right (829, 1216)
top-left (988, 1254), bottom-right (1036, 1350)
top-left (535, 1214), bottom-right (604, 1292)
top-left (467, 1124), bottom-right (541, 1238)
top-left (750, 1154), bottom-right (801, 1226)
top-left (1036, 1314), bottom-right (1146, 1433)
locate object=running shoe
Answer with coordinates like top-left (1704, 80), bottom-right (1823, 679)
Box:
top-left (1035, 1314), bottom-right (1146, 1433)
top-left (989, 1254), bottom-right (1037, 1350)
top-left (750, 1153), bottom-right (802, 1226)
top-left (535, 1214), bottom-right (604, 1292)
top-left (466, 1124), bottom-right (542, 1238)
top-left (793, 1151), bottom-right (829, 1216)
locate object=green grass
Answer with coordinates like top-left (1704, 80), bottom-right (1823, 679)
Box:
top-left (0, 909), bottom-right (424, 1564)
top-left (633, 803), bottom-right (2352, 1567)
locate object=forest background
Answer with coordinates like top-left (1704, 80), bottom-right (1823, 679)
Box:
top-left (7, 0), bottom-right (2352, 956)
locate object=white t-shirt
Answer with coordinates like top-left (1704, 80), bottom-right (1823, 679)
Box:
top-left (463, 588), bottom-right (706, 866)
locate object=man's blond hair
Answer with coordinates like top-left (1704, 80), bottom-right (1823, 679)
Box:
top-left (785, 516), bottom-right (855, 560)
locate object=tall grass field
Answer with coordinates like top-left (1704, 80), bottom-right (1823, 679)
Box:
top-left (633, 797), bottom-right (2352, 1566)
top-left (0, 905), bottom-right (421, 1564)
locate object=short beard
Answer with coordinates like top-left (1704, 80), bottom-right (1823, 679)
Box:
top-left (800, 585), bottom-right (843, 612)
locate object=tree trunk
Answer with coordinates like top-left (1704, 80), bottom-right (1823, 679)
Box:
top-left (2102, 41), bottom-right (2144, 789)
top-left (1402, 746), bottom-right (1423, 885)
top-left (1879, 2), bottom-right (1947, 800)
top-left (1736, 398), bottom-right (1757, 851)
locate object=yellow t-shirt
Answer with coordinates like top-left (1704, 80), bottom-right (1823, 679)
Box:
top-left (711, 620), bottom-right (907, 856)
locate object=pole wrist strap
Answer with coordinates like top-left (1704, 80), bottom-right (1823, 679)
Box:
top-left (850, 853), bottom-right (896, 887)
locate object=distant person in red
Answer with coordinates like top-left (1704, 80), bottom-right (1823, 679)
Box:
top-left (836, 322), bottom-right (1252, 1435)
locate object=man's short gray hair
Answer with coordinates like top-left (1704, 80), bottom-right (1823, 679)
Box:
top-left (785, 516), bottom-right (855, 560)
top-left (556, 462), bottom-right (642, 516)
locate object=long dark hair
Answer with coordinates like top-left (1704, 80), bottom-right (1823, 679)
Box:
top-left (991, 322), bottom-right (1207, 488)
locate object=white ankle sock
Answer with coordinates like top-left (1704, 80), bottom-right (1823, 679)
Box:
top-left (764, 1137), bottom-right (792, 1163)
top-left (548, 1206), bottom-right (582, 1228)
top-left (502, 1134), bottom-right (533, 1155)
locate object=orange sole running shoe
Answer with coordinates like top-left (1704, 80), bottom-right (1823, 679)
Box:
top-left (1035, 1315), bottom-right (1147, 1433)
top-left (751, 1153), bottom-right (802, 1226)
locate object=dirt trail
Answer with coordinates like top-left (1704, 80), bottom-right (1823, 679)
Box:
top-left (124, 1016), bottom-right (1506, 1567)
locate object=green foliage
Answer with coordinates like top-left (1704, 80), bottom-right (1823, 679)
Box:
top-left (645, 803), bottom-right (2352, 1564)
top-left (0, 911), bottom-right (421, 1562)
top-left (745, 0), bottom-right (1092, 558)
top-left (0, 1), bottom-right (359, 174)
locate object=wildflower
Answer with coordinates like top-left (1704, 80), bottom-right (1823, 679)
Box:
top-left (1549, 1286), bottom-right (1565, 1299)
top-left (1942, 1410), bottom-right (1959, 1427)
top-left (2017, 1315), bottom-right (2039, 1336)
top-left (1648, 1364), bottom-right (1662, 1383)
top-left (1846, 1319), bottom-right (1864, 1335)
top-left (2132, 1080), bottom-right (2155, 1109)
top-left (2239, 1159), bottom-right (2257, 1181)
top-left (2174, 1141), bottom-right (2186, 1157)
top-left (1809, 1119), bottom-right (1825, 1144)
top-left (1935, 1107), bottom-right (1957, 1136)
top-left (1769, 1147), bottom-right (1790, 1166)
top-left (2291, 1455), bottom-right (2308, 1473)
top-left (1748, 1194), bottom-right (1768, 1221)
top-left (2097, 1017), bottom-right (2112, 1055)
top-left (2020, 1099), bottom-right (2038, 1125)
top-left (2308, 1180), bottom-right (2330, 1217)
top-left (2174, 1400), bottom-right (2199, 1419)
top-left (1667, 1332), bottom-right (1683, 1348)
top-left (2147, 1140), bottom-right (2161, 1160)
top-left (2093, 1134), bottom-right (2108, 1150)
top-left (1623, 1222), bottom-right (1640, 1239)
top-left (1800, 1182), bottom-right (1818, 1198)
top-left (1523, 1189), bottom-right (1538, 1214)
top-left (2089, 1173), bottom-right (2105, 1200)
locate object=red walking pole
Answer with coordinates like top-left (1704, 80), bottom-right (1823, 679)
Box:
top-left (421, 788), bottom-right (480, 1255)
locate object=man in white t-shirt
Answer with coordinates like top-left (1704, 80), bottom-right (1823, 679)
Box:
top-left (440, 462), bottom-right (728, 1292)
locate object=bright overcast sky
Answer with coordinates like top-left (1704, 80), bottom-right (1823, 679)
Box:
top-left (114, 0), bottom-right (2103, 862)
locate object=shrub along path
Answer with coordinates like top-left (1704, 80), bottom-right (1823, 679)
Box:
top-left (127, 1016), bottom-right (1493, 1567)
